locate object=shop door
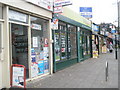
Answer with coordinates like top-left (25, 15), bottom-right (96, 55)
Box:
top-left (79, 35), bottom-right (84, 61)
top-left (0, 22), bottom-right (3, 89)
top-left (10, 23), bottom-right (29, 79)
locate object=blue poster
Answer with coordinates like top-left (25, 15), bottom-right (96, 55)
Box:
top-left (31, 48), bottom-right (35, 54)
top-left (31, 53), bottom-right (36, 62)
top-left (44, 60), bottom-right (49, 73)
top-left (38, 60), bottom-right (44, 75)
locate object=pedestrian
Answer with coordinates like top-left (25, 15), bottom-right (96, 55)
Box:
top-left (109, 42), bottom-right (113, 53)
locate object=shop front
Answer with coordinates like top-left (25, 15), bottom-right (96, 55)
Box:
top-left (52, 7), bottom-right (92, 72)
top-left (0, 0), bottom-right (53, 88)
top-left (78, 28), bottom-right (92, 60)
top-left (53, 21), bottom-right (77, 72)
top-left (92, 23), bottom-right (99, 58)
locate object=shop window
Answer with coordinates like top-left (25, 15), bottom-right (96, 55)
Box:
top-left (54, 30), bottom-right (60, 61)
top-left (31, 16), bottom-right (49, 78)
top-left (60, 31), bottom-right (67, 60)
top-left (87, 35), bottom-right (90, 54)
top-left (11, 23), bottom-right (29, 78)
top-left (9, 10), bottom-right (28, 24)
top-left (0, 6), bottom-right (3, 19)
top-left (55, 22), bottom-right (77, 62)
top-left (67, 25), bottom-right (77, 59)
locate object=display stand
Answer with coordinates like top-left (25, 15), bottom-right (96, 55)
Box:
top-left (10, 64), bottom-right (26, 88)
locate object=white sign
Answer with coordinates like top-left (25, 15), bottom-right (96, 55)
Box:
top-left (31, 23), bottom-right (42, 30)
top-left (54, 6), bottom-right (63, 13)
top-left (12, 67), bottom-right (24, 88)
top-left (33, 37), bottom-right (38, 47)
top-left (25, 0), bottom-right (53, 11)
top-left (31, 63), bottom-right (39, 78)
top-left (9, 10), bottom-right (27, 23)
top-left (51, 18), bottom-right (58, 30)
top-left (54, 0), bottom-right (72, 7)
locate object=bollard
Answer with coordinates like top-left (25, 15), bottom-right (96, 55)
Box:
top-left (106, 61), bottom-right (108, 81)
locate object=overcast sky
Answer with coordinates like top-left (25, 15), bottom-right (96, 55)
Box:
top-left (66, 0), bottom-right (118, 26)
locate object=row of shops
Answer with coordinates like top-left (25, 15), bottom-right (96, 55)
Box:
top-left (0, 0), bottom-right (117, 88)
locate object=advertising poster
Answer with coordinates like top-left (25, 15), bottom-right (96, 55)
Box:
top-left (31, 53), bottom-right (36, 62)
top-left (102, 46), bottom-right (107, 53)
top-left (93, 50), bottom-right (98, 58)
top-left (44, 60), bottom-right (49, 73)
top-left (43, 47), bottom-right (49, 60)
top-left (12, 67), bottom-right (24, 88)
top-left (31, 63), bottom-right (39, 78)
top-left (38, 61), bottom-right (44, 75)
top-left (51, 18), bottom-right (58, 30)
top-left (55, 48), bottom-right (60, 61)
top-left (40, 51), bottom-right (44, 60)
top-left (33, 37), bottom-right (38, 47)
top-left (44, 38), bottom-right (49, 47)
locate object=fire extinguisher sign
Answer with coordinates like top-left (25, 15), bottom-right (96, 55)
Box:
top-left (10, 64), bottom-right (26, 88)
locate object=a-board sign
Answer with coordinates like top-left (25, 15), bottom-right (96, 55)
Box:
top-left (11, 64), bottom-right (26, 88)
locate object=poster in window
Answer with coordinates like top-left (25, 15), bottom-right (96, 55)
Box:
top-left (55, 48), bottom-right (60, 61)
top-left (38, 60), bottom-right (44, 75)
top-left (31, 53), bottom-right (36, 62)
top-left (43, 47), bottom-right (49, 60)
top-left (33, 37), bottom-right (38, 47)
top-left (44, 60), bottom-right (49, 73)
top-left (31, 63), bottom-right (39, 78)
top-left (44, 38), bottom-right (49, 47)
top-left (40, 51), bottom-right (44, 60)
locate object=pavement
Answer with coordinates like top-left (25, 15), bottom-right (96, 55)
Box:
top-left (27, 51), bottom-right (118, 88)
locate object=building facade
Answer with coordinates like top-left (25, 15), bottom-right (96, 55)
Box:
top-left (0, 0), bottom-right (53, 88)
top-left (52, 7), bottom-right (92, 72)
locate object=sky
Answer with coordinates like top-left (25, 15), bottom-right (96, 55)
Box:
top-left (66, 0), bottom-right (118, 26)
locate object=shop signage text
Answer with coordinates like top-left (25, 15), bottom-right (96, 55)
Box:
top-left (31, 23), bottom-right (42, 30)
top-left (80, 7), bottom-right (92, 19)
top-left (92, 24), bottom-right (99, 33)
top-left (54, 6), bottom-right (63, 13)
top-left (54, 0), bottom-right (72, 7)
top-left (25, 0), bottom-right (53, 11)
top-left (9, 10), bottom-right (27, 23)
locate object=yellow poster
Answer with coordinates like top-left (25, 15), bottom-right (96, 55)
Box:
top-left (102, 46), bottom-right (107, 53)
top-left (93, 50), bottom-right (98, 58)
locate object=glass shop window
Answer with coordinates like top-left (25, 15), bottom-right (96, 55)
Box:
top-left (31, 16), bottom-right (49, 78)
top-left (67, 25), bottom-right (77, 59)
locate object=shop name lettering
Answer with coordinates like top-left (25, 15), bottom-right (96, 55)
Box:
top-left (54, 1), bottom-right (71, 6)
top-left (32, 24), bottom-right (41, 30)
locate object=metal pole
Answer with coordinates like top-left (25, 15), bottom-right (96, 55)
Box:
top-left (106, 61), bottom-right (108, 81)
top-left (115, 35), bottom-right (117, 59)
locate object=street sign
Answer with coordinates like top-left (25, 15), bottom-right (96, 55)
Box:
top-left (51, 18), bottom-right (58, 30)
top-left (80, 7), bottom-right (92, 18)
top-left (54, 6), bottom-right (63, 13)
top-left (54, 0), bottom-right (72, 7)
